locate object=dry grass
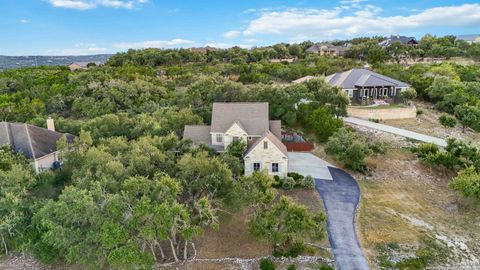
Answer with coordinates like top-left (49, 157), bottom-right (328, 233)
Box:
top-left (356, 149), bottom-right (480, 268)
top-left (381, 101), bottom-right (480, 147)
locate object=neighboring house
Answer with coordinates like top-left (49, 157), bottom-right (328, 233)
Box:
top-left (67, 62), bottom-right (100, 71)
top-left (183, 102), bottom-right (288, 177)
top-left (292, 75), bottom-right (319, 84)
top-left (306, 42), bottom-right (347, 56)
top-left (456, 34), bottom-right (480, 44)
top-left (0, 118), bottom-right (75, 173)
top-left (325, 68), bottom-right (410, 104)
top-left (379, 35), bottom-right (418, 47)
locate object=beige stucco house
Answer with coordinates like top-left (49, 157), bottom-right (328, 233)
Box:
top-left (183, 102), bottom-right (288, 177)
top-left (0, 118), bottom-right (75, 173)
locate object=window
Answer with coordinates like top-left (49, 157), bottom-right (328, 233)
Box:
top-left (216, 134), bottom-right (223, 143)
top-left (264, 141), bottom-right (268, 149)
top-left (248, 136), bottom-right (252, 140)
top-left (233, 136), bottom-right (240, 141)
top-left (253, 163), bottom-right (261, 171)
top-left (271, 163), bottom-right (279, 173)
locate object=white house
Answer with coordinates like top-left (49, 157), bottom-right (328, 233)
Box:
top-left (0, 118), bottom-right (75, 173)
top-left (183, 102), bottom-right (288, 177)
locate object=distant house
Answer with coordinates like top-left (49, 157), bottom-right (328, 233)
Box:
top-left (379, 35), bottom-right (418, 47)
top-left (325, 68), bottom-right (410, 104)
top-left (292, 75), bottom-right (319, 84)
top-left (183, 102), bottom-right (288, 176)
top-left (306, 42), bottom-right (348, 56)
top-left (188, 46), bottom-right (218, 53)
top-left (456, 34), bottom-right (480, 44)
top-left (0, 118), bottom-right (75, 173)
top-left (67, 61), bottom-right (101, 71)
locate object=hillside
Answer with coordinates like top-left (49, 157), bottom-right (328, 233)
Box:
top-left (0, 54), bottom-right (112, 70)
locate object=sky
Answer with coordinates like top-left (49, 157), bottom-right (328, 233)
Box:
top-left (0, 0), bottom-right (479, 55)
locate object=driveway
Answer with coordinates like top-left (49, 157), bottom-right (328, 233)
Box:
top-left (287, 152), bottom-right (333, 180)
top-left (344, 117), bottom-right (447, 147)
top-left (316, 167), bottom-right (370, 270)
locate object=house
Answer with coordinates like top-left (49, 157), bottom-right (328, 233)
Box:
top-left (0, 118), bottom-right (75, 172)
top-left (292, 75), bottom-right (319, 84)
top-left (456, 34), bottom-right (480, 44)
top-left (67, 62), bottom-right (100, 71)
top-left (306, 42), bottom-right (347, 56)
top-left (183, 102), bottom-right (288, 177)
top-left (379, 35), bottom-right (418, 47)
top-left (325, 68), bottom-right (410, 104)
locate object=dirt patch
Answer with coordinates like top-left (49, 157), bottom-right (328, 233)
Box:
top-left (356, 149), bottom-right (480, 269)
top-left (381, 101), bottom-right (480, 147)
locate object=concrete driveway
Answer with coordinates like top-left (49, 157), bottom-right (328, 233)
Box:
top-left (316, 167), bottom-right (370, 270)
top-left (287, 152), bottom-right (333, 180)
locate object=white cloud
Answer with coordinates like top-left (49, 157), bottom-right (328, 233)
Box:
top-left (223, 30), bottom-right (241, 39)
top-left (20, 19), bottom-right (30, 24)
top-left (112, 39), bottom-right (196, 49)
top-left (48, 0), bottom-right (147, 10)
top-left (241, 3), bottom-right (480, 40)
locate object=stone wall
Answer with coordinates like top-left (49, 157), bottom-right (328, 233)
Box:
top-left (348, 106), bottom-right (416, 120)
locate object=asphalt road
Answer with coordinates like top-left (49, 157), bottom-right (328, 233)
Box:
top-left (315, 167), bottom-right (370, 270)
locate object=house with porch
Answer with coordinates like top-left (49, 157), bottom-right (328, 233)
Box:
top-left (379, 35), bottom-right (418, 47)
top-left (306, 42), bottom-right (348, 56)
top-left (183, 102), bottom-right (288, 177)
top-left (0, 118), bottom-right (75, 173)
top-left (325, 68), bottom-right (410, 104)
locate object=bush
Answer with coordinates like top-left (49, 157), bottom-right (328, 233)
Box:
top-left (318, 265), bottom-right (334, 270)
top-left (281, 177), bottom-right (296, 190)
top-left (287, 264), bottom-right (296, 270)
top-left (301, 175), bottom-right (315, 189)
top-left (325, 128), bottom-right (372, 171)
top-left (416, 109), bottom-right (424, 117)
top-left (259, 258), bottom-right (276, 270)
top-left (412, 143), bottom-right (439, 158)
top-left (273, 175), bottom-right (282, 188)
top-left (287, 172), bottom-right (304, 181)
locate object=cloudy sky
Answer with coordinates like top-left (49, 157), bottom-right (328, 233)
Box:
top-left (1, 0), bottom-right (479, 55)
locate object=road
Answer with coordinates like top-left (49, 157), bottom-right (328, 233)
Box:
top-left (344, 117), bottom-right (447, 147)
top-left (315, 167), bottom-right (370, 270)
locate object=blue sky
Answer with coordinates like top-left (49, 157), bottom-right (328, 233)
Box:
top-left (0, 0), bottom-right (479, 55)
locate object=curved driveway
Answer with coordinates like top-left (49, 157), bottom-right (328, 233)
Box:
top-left (316, 167), bottom-right (370, 270)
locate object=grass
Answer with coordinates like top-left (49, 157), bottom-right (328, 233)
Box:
top-left (356, 149), bottom-right (480, 269)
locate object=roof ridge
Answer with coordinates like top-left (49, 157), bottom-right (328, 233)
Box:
top-left (24, 124), bottom-right (36, 159)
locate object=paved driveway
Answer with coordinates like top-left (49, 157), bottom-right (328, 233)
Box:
top-left (316, 167), bottom-right (370, 270)
top-left (287, 152), bottom-right (333, 180)
top-left (344, 117), bottom-right (447, 147)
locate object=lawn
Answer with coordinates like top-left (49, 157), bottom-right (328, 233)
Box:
top-left (356, 149), bottom-right (480, 269)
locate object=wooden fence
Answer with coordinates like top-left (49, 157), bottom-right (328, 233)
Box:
top-left (283, 141), bottom-right (314, 152)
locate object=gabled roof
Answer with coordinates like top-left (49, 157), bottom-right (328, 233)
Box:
top-left (245, 131), bottom-right (288, 157)
top-left (379, 35), bottom-right (418, 46)
top-left (211, 103), bottom-right (269, 135)
top-left (0, 122), bottom-right (75, 160)
top-left (325, 69), bottom-right (409, 89)
top-left (183, 125), bottom-right (211, 145)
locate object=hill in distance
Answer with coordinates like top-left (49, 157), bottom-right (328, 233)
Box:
top-left (0, 54), bottom-right (113, 70)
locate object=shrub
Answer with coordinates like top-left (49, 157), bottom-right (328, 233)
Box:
top-left (273, 175), bottom-right (282, 188)
top-left (318, 265), bottom-right (334, 270)
top-left (325, 128), bottom-right (372, 171)
top-left (301, 175), bottom-right (315, 189)
top-left (287, 264), bottom-right (296, 270)
top-left (412, 143), bottom-right (439, 158)
top-left (416, 109), bottom-right (424, 117)
top-left (287, 172), bottom-right (304, 181)
top-left (281, 177), bottom-right (296, 190)
top-left (439, 114), bottom-right (456, 129)
top-left (259, 258), bottom-right (276, 270)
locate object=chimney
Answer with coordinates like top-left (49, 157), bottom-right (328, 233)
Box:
top-left (47, 117), bottom-right (55, 132)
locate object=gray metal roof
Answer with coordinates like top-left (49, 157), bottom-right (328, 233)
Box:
top-left (0, 122), bottom-right (75, 160)
top-left (379, 35), bottom-right (417, 46)
top-left (211, 103), bottom-right (270, 135)
top-left (325, 69), bottom-right (409, 89)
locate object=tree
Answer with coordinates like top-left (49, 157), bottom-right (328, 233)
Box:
top-left (438, 114), bottom-right (456, 132)
top-left (400, 88), bottom-right (417, 104)
top-left (226, 140), bottom-right (246, 159)
top-left (454, 105), bottom-right (480, 132)
top-left (304, 106), bottom-right (343, 142)
top-left (325, 128), bottom-right (373, 171)
top-left (248, 196), bottom-right (325, 250)
top-left (449, 167), bottom-right (480, 202)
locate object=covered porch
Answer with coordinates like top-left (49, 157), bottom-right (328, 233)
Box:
top-left (352, 85), bottom-right (402, 105)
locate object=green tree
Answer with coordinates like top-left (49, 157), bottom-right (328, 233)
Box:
top-left (449, 167), bottom-right (480, 202)
top-left (305, 106), bottom-right (343, 142)
top-left (325, 128), bottom-right (373, 171)
top-left (438, 114), bottom-right (456, 132)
